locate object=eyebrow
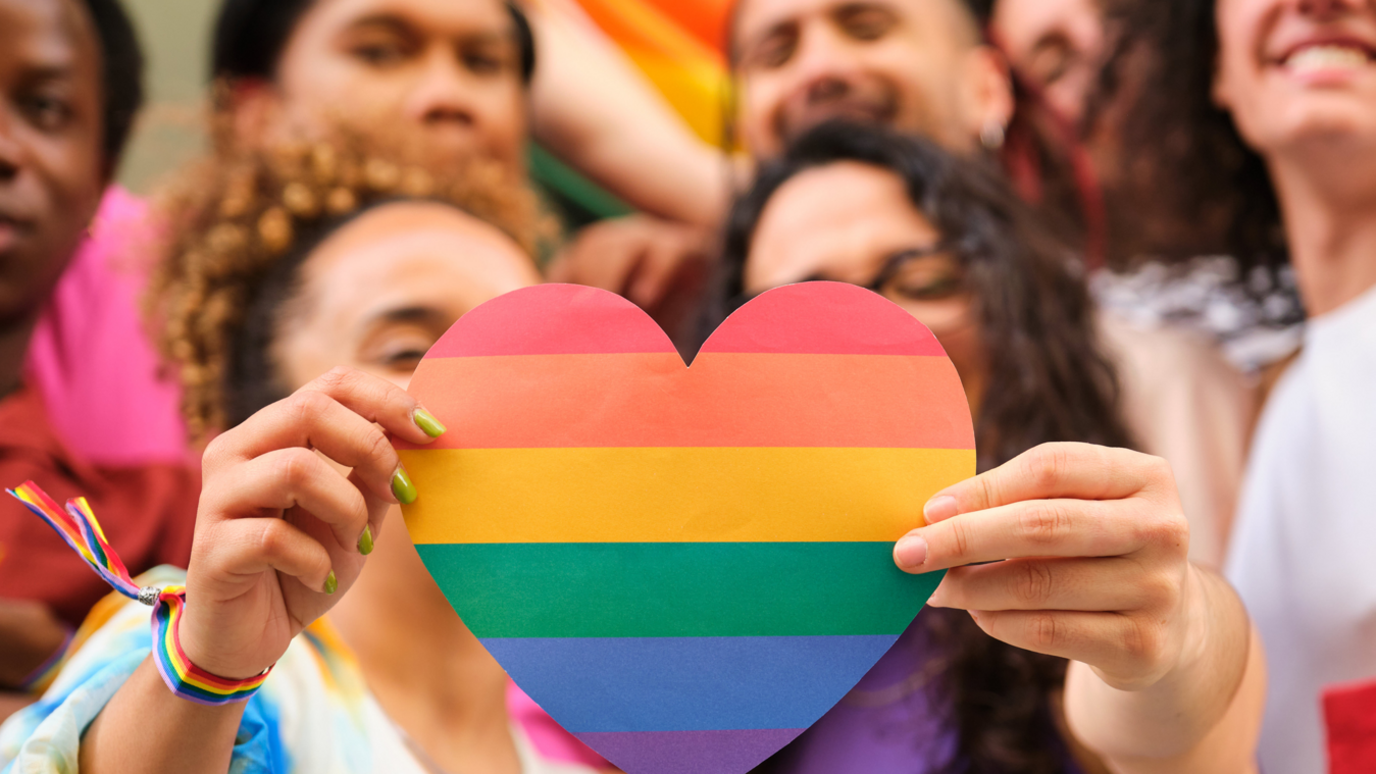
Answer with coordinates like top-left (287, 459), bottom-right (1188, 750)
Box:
top-left (343, 13), bottom-right (512, 45)
top-left (362, 305), bottom-right (449, 328)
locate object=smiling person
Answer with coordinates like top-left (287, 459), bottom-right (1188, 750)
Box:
top-left (0, 0), bottom-right (201, 712)
top-left (1107, 0), bottom-right (1376, 771)
top-left (0, 142), bottom-right (618, 774)
top-left (713, 121), bottom-right (1264, 774)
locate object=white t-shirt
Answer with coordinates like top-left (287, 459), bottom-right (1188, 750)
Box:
top-left (1226, 282), bottom-right (1376, 774)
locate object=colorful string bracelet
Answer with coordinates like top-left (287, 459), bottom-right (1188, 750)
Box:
top-left (7, 481), bottom-right (271, 705)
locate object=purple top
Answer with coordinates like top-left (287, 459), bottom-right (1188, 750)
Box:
top-left (764, 612), bottom-right (1082, 774)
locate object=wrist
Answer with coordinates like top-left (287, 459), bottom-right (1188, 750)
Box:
top-left (151, 589), bottom-right (271, 705)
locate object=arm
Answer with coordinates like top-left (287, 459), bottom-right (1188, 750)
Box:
top-left (522, 0), bottom-right (730, 227)
top-left (894, 443), bottom-right (1263, 772)
top-left (77, 368), bottom-right (443, 774)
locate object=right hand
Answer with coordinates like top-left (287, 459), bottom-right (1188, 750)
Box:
top-left (177, 367), bottom-right (442, 680)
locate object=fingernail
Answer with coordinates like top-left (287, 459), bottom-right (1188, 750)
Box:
top-left (413, 408), bottom-right (447, 438)
top-left (324, 570), bottom-right (338, 595)
top-left (923, 495), bottom-right (959, 524)
top-left (895, 535), bottom-right (928, 569)
top-left (357, 525), bottom-right (374, 555)
top-left (392, 465), bottom-right (417, 505)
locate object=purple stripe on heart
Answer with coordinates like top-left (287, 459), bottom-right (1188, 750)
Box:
top-left (573, 729), bottom-right (807, 774)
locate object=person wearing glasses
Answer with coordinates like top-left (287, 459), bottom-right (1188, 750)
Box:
top-left (709, 120), bottom-right (1265, 774)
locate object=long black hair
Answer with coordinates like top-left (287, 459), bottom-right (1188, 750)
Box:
top-left (209, 0), bottom-right (536, 86)
top-left (1094, 0), bottom-right (1286, 282)
top-left (715, 121), bottom-right (1132, 773)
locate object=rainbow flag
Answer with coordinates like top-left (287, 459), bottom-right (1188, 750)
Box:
top-left (397, 282), bottom-right (975, 773)
top-left (572, 0), bottom-right (729, 145)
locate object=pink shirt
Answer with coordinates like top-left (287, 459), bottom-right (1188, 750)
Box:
top-left (23, 187), bottom-right (188, 465)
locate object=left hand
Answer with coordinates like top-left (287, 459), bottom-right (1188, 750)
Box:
top-left (894, 442), bottom-right (1193, 691)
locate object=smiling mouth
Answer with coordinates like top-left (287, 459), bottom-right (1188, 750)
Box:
top-left (1283, 43), bottom-right (1375, 74)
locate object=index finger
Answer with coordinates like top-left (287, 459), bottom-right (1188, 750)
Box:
top-left (923, 443), bottom-right (1167, 524)
top-left (226, 367), bottom-right (440, 463)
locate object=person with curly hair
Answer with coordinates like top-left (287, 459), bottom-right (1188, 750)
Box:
top-left (0, 141), bottom-right (616, 774)
top-left (710, 122), bottom-right (1264, 774)
top-left (1104, 0), bottom-right (1376, 771)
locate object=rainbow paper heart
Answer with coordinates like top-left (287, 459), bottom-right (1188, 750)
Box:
top-left (396, 282), bottom-right (975, 774)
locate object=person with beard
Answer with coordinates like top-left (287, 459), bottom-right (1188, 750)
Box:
top-left (556, 0), bottom-right (1253, 570)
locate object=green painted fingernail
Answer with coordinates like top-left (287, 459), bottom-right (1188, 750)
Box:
top-left (414, 408), bottom-right (447, 438)
top-left (392, 465), bottom-right (417, 505)
top-left (357, 525), bottom-right (374, 555)
top-left (324, 571), bottom-right (337, 595)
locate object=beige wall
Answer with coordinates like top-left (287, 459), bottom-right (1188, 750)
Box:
top-left (115, 0), bottom-right (219, 194)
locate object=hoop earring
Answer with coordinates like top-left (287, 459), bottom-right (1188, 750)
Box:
top-left (980, 121), bottom-right (1006, 150)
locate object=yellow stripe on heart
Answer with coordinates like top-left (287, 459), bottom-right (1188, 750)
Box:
top-left (399, 446), bottom-right (975, 545)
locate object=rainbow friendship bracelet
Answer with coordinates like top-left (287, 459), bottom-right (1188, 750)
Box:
top-left (7, 481), bottom-right (271, 705)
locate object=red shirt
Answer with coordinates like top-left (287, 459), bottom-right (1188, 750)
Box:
top-left (0, 384), bottom-right (197, 628)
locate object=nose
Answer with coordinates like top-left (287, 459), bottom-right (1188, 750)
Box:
top-left (403, 47), bottom-right (478, 129)
top-left (789, 23), bottom-right (865, 105)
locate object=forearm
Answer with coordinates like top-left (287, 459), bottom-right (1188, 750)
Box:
top-left (523, 0), bottom-right (730, 225)
top-left (1065, 567), bottom-right (1263, 772)
top-left (80, 657), bottom-right (245, 774)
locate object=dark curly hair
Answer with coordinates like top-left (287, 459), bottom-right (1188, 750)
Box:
top-left (1094, 0), bottom-right (1287, 281)
top-left (148, 138), bottom-right (553, 440)
top-left (714, 121), bottom-right (1133, 774)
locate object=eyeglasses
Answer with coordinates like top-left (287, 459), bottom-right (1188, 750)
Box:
top-left (732, 242), bottom-right (969, 331)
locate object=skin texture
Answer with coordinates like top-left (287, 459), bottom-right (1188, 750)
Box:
top-left (79, 203), bottom-right (551, 774)
top-left (1212, 0), bottom-right (1376, 317)
top-left (230, 0), bottom-right (528, 172)
top-left (990, 0), bottom-right (1105, 126)
top-left (744, 161), bottom-right (1264, 773)
top-left (732, 0), bottom-right (1013, 157)
top-left (0, 0), bottom-right (106, 699)
top-left (743, 162), bottom-right (986, 413)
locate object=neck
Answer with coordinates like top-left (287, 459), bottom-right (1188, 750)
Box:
top-left (1269, 153), bottom-right (1376, 318)
top-left (0, 314), bottom-right (37, 400)
top-left (330, 519), bottom-right (520, 773)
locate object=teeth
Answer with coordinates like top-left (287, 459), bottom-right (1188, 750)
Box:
top-left (1286, 45), bottom-right (1371, 73)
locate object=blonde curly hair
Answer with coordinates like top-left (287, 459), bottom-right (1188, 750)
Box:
top-left (148, 139), bottom-right (554, 441)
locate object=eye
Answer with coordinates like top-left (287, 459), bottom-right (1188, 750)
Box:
top-left (346, 28), bottom-right (416, 68)
top-left (878, 254), bottom-right (965, 302)
top-left (836, 5), bottom-right (898, 42)
top-left (21, 92), bottom-right (73, 132)
top-left (747, 28), bottom-right (799, 70)
top-left (461, 45), bottom-right (513, 76)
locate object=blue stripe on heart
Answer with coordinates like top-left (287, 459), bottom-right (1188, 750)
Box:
top-left (481, 635), bottom-right (901, 733)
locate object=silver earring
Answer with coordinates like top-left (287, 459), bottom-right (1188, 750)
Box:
top-left (980, 121), bottom-right (1006, 150)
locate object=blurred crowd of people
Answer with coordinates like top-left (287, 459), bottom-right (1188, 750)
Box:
top-left (0, 0), bottom-right (1373, 772)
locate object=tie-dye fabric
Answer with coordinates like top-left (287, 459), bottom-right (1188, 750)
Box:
top-left (0, 566), bottom-right (602, 774)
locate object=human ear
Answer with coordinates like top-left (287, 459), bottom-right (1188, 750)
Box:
top-left (958, 46), bottom-right (1015, 150)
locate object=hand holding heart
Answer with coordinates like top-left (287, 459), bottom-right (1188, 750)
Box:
top-left (896, 442), bottom-right (1194, 691)
top-left (177, 367), bottom-right (442, 681)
